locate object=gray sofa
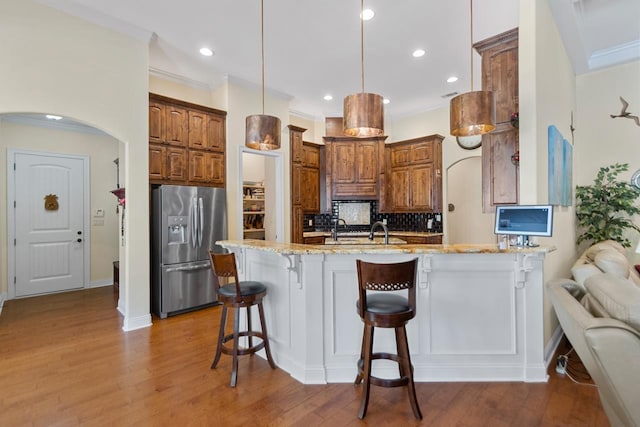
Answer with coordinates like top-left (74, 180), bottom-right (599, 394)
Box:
top-left (547, 241), bottom-right (640, 427)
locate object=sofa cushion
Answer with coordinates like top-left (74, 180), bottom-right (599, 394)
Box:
top-left (585, 273), bottom-right (640, 331)
top-left (593, 250), bottom-right (630, 279)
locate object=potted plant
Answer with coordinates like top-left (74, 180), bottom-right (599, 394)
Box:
top-left (575, 163), bottom-right (640, 248)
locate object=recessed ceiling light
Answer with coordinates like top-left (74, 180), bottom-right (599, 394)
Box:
top-left (412, 49), bottom-right (426, 58)
top-left (383, 98), bottom-right (390, 105)
top-left (323, 94), bottom-right (333, 101)
top-left (199, 47), bottom-right (214, 57)
top-left (45, 114), bottom-right (63, 120)
top-left (361, 9), bottom-right (374, 21)
top-left (447, 76), bottom-right (459, 83)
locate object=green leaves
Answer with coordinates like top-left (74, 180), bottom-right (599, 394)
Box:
top-left (575, 163), bottom-right (640, 247)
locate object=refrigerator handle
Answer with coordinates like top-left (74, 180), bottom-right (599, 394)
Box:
top-left (191, 197), bottom-right (198, 248)
top-left (198, 197), bottom-right (204, 247)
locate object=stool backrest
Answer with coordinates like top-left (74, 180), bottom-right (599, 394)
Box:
top-left (209, 251), bottom-right (242, 297)
top-left (356, 258), bottom-right (418, 318)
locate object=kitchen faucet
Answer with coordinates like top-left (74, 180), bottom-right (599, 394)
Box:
top-left (331, 218), bottom-right (348, 241)
top-left (369, 221), bottom-right (389, 244)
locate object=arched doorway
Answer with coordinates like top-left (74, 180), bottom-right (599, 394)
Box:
top-left (1, 113), bottom-right (121, 303)
top-left (446, 156), bottom-right (495, 244)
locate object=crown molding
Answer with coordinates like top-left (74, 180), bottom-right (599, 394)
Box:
top-left (588, 40), bottom-right (640, 71)
top-left (148, 67), bottom-right (215, 91)
top-left (38, 0), bottom-right (153, 42)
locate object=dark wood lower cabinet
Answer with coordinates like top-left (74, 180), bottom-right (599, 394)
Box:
top-left (303, 236), bottom-right (325, 245)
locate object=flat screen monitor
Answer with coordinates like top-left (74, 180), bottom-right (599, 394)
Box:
top-left (494, 205), bottom-right (553, 238)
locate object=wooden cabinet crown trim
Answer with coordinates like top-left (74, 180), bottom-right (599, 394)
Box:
top-left (323, 135), bottom-right (388, 143)
top-left (287, 124), bottom-right (307, 133)
top-left (149, 93), bottom-right (227, 117)
top-left (473, 27), bottom-right (518, 52)
top-left (386, 134), bottom-right (444, 147)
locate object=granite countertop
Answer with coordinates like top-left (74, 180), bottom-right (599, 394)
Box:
top-left (217, 240), bottom-right (556, 255)
top-left (303, 231), bottom-right (444, 238)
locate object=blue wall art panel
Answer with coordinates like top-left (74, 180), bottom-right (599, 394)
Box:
top-left (548, 125), bottom-right (563, 205)
top-left (547, 125), bottom-right (574, 206)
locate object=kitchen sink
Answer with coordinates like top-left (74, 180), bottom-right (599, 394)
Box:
top-left (324, 237), bottom-right (407, 245)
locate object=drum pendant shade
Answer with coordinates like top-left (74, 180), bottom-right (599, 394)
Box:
top-left (343, 93), bottom-right (384, 137)
top-left (343, 0), bottom-right (384, 137)
top-left (245, 0), bottom-right (281, 150)
top-left (450, 91), bottom-right (495, 136)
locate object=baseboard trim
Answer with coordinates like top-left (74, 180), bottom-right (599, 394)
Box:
top-left (122, 313), bottom-right (152, 332)
top-left (0, 292), bottom-right (6, 316)
top-left (87, 279), bottom-right (112, 289)
top-left (544, 325), bottom-right (564, 369)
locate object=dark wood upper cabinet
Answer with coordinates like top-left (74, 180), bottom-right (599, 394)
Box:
top-left (385, 134), bottom-right (443, 213)
top-left (148, 93), bottom-right (227, 187)
top-left (323, 136), bottom-right (386, 201)
top-left (475, 28), bottom-right (519, 212)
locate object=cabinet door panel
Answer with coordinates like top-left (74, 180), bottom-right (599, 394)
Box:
top-left (482, 125), bottom-right (518, 211)
top-left (188, 151), bottom-right (206, 182)
top-left (302, 144), bottom-right (320, 168)
top-left (333, 143), bottom-right (356, 183)
top-left (206, 114), bottom-right (225, 152)
top-left (301, 167), bottom-right (320, 213)
top-left (165, 106), bottom-right (188, 147)
top-left (292, 163), bottom-right (301, 205)
top-left (292, 205), bottom-right (303, 244)
top-left (410, 142), bottom-right (433, 163)
top-left (206, 152), bottom-right (225, 185)
top-left (357, 143), bottom-right (378, 183)
top-left (149, 144), bottom-right (166, 180)
top-left (390, 145), bottom-right (410, 167)
top-left (291, 131), bottom-right (303, 163)
top-left (166, 147), bottom-right (187, 181)
top-left (188, 111), bottom-right (206, 150)
top-left (487, 46), bottom-right (518, 124)
top-left (389, 168), bottom-right (410, 211)
top-left (411, 164), bottom-right (434, 211)
top-left (149, 102), bottom-right (165, 143)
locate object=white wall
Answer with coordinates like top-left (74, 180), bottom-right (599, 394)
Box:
top-left (576, 61), bottom-right (640, 259)
top-left (0, 1), bottom-right (149, 330)
top-left (227, 79), bottom-right (290, 241)
top-left (0, 120), bottom-right (120, 285)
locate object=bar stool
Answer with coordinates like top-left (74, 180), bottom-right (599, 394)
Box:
top-left (209, 251), bottom-right (276, 387)
top-left (354, 258), bottom-right (422, 420)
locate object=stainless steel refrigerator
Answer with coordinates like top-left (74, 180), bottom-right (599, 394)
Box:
top-left (151, 185), bottom-right (227, 318)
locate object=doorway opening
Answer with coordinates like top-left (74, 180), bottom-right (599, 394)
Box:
top-left (238, 146), bottom-right (284, 242)
top-left (446, 156), bottom-right (495, 244)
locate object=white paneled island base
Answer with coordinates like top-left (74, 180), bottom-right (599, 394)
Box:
top-left (218, 240), bottom-right (555, 384)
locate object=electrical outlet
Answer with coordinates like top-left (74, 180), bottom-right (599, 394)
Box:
top-left (308, 219), bottom-right (313, 226)
top-left (555, 356), bottom-right (567, 375)
top-left (382, 218), bottom-right (387, 225)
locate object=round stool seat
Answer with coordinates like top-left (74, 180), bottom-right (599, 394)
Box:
top-left (218, 281), bottom-right (266, 298)
top-left (357, 293), bottom-right (409, 314)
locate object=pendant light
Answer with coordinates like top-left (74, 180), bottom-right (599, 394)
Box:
top-left (246, 0), bottom-right (281, 150)
top-left (343, 0), bottom-right (384, 137)
top-left (449, 0), bottom-right (495, 141)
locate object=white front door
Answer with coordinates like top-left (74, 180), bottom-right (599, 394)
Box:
top-left (12, 151), bottom-right (87, 297)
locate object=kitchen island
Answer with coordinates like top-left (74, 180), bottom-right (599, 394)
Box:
top-left (217, 240), bottom-right (555, 384)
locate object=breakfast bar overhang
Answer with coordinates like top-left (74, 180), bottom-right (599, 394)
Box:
top-left (218, 240), bottom-right (556, 384)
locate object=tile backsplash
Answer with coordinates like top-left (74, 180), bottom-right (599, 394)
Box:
top-left (304, 200), bottom-right (442, 233)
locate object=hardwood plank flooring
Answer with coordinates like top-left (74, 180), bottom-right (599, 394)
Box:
top-left (0, 287), bottom-right (609, 426)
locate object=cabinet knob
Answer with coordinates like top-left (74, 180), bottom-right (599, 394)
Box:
top-left (77, 238), bottom-right (83, 243)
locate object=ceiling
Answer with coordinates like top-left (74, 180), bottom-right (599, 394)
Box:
top-left (37, 0), bottom-right (640, 120)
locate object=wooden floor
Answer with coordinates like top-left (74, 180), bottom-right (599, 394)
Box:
top-left (0, 287), bottom-right (609, 426)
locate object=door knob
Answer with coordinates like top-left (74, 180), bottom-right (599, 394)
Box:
top-left (77, 238), bottom-right (82, 243)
